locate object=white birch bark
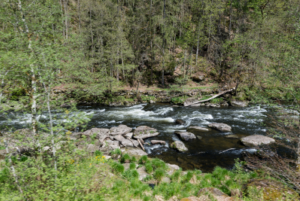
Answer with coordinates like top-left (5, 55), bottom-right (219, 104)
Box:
top-left (18, 0), bottom-right (38, 137)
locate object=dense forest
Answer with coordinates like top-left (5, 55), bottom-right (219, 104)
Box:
top-left (1, 0), bottom-right (300, 103)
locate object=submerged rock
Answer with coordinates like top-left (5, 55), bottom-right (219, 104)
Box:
top-left (226, 134), bottom-right (239, 139)
top-left (175, 131), bottom-right (196, 141)
top-left (133, 126), bottom-right (159, 139)
top-left (230, 100), bottom-right (249, 107)
top-left (175, 119), bottom-right (186, 125)
top-left (241, 135), bottom-right (275, 146)
top-left (187, 126), bottom-right (210, 132)
top-left (171, 141), bottom-right (188, 152)
top-left (208, 123), bottom-right (232, 132)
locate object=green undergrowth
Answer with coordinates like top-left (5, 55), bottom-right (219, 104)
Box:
top-left (0, 148), bottom-right (294, 200)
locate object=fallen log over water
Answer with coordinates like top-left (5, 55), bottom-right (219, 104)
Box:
top-left (184, 88), bottom-right (235, 106)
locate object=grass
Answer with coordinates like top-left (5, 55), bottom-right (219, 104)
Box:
top-left (0, 147), bottom-right (297, 200)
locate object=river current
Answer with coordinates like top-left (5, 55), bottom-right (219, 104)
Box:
top-left (0, 103), bottom-right (276, 172)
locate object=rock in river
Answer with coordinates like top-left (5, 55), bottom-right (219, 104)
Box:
top-left (187, 126), bottom-right (210, 132)
top-left (175, 131), bottom-right (196, 141)
top-left (133, 126), bottom-right (159, 139)
top-left (175, 119), bottom-right (186, 125)
top-left (171, 141), bottom-right (188, 152)
top-left (208, 123), bottom-right (232, 132)
top-left (151, 140), bottom-right (166, 145)
top-left (241, 135), bottom-right (275, 146)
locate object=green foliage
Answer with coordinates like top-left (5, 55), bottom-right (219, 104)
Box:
top-left (130, 163), bottom-right (136, 170)
top-left (211, 97), bottom-right (223, 104)
top-left (121, 153), bottom-right (131, 163)
top-left (153, 168), bottom-right (165, 182)
top-left (145, 163), bottom-right (153, 173)
top-left (112, 162), bottom-right (125, 174)
top-left (139, 155), bottom-right (148, 164)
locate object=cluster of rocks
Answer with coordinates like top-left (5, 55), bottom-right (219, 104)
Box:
top-left (72, 125), bottom-right (161, 154)
top-left (170, 122), bottom-right (276, 153)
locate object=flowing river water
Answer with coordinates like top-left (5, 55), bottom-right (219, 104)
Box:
top-left (1, 103), bottom-right (297, 172)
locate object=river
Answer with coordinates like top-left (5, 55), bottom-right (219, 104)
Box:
top-left (0, 103), bottom-right (294, 172)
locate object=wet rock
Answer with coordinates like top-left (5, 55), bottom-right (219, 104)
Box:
top-left (110, 125), bottom-right (132, 135)
top-left (208, 123), bottom-right (232, 132)
top-left (226, 134), bottom-right (239, 139)
top-left (187, 126), bottom-right (210, 132)
top-left (175, 119), bottom-right (186, 125)
top-left (123, 147), bottom-right (147, 157)
top-left (230, 100), bottom-right (249, 107)
top-left (197, 187), bottom-right (235, 201)
top-left (246, 179), bottom-right (299, 201)
top-left (151, 140), bottom-right (166, 145)
top-left (175, 131), bottom-right (196, 141)
top-left (241, 135), bottom-right (275, 146)
top-left (171, 141), bottom-right (188, 152)
top-left (133, 126), bottom-right (159, 139)
top-left (197, 136), bottom-right (202, 140)
top-left (220, 102), bottom-right (229, 107)
top-left (205, 103), bottom-right (220, 108)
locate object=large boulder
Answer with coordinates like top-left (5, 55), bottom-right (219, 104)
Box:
top-left (208, 123), bottom-right (232, 132)
top-left (133, 126), bottom-right (159, 139)
top-left (123, 147), bottom-right (147, 157)
top-left (114, 135), bottom-right (134, 147)
top-left (175, 131), bottom-right (196, 141)
top-left (110, 125), bottom-right (132, 135)
top-left (187, 126), bottom-right (210, 132)
top-left (230, 100), bottom-right (249, 107)
top-left (82, 128), bottom-right (110, 139)
top-left (241, 135), bottom-right (275, 146)
top-left (191, 75), bottom-right (205, 82)
top-left (170, 141), bottom-right (188, 152)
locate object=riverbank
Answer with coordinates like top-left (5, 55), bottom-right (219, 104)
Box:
top-left (0, 127), bottom-right (298, 200)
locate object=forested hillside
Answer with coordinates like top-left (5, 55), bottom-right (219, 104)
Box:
top-left (1, 0), bottom-right (300, 103)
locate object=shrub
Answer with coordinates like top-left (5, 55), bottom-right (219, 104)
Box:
top-left (145, 163), bottom-right (153, 173)
top-left (121, 153), bottom-right (131, 163)
top-left (154, 168), bottom-right (165, 182)
top-left (139, 155), bottom-right (148, 164)
top-left (130, 163), bottom-right (136, 170)
top-left (112, 162), bottom-right (125, 174)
